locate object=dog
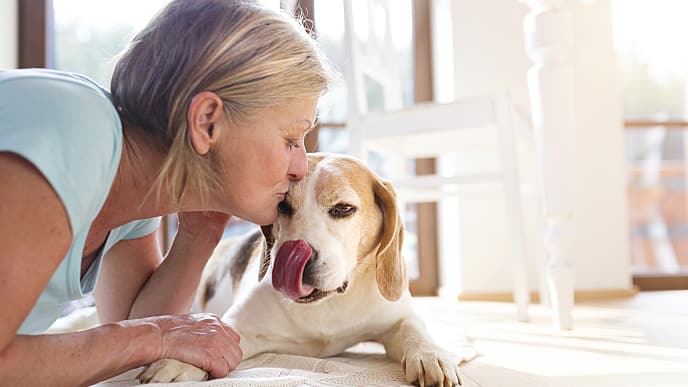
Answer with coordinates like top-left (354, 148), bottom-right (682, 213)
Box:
top-left (139, 153), bottom-right (462, 386)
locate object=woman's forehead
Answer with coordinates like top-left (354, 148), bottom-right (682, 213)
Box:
top-left (270, 97), bottom-right (319, 129)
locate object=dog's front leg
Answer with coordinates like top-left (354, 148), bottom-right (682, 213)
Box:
top-left (137, 325), bottom-right (258, 384)
top-left (137, 325), bottom-right (262, 385)
top-left (138, 359), bottom-right (209, 383)
top-left (379, 316), bottom-right (462, 387)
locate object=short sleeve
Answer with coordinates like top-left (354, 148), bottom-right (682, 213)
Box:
top-left (119, 217), bottom-right (162, 240)
top-left (0, 69), bottom-right (122, 236)
top-left (2, 70), bottom-right (125, 335)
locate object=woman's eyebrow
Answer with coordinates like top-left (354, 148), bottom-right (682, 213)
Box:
top-left (287, 119), bottom-right (315, 133)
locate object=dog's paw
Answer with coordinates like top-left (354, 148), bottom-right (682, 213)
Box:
top-left (137, 359), bottom-right (209, 383)
top-left (402, 346), bottom-right (462, 387)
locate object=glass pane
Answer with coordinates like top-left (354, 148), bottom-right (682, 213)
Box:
top-left (612, 0), bottom-right (688, 121)
top-left (317, 126), bottom-right (349, 154)
top-left (626, 127), bottom-right (688, 274)
top-left (613, 0), bottom-right (688, 276)
top-left (404, 203), bottom-right (420, 281)
top-left (53, 0), bottom-right (172, 85)
top-left (53, 0), bottom-right (281, 85)
top-left (313, 0), bottom-right (347, 125)
top-left (314, 0), bottom-right (414, 125)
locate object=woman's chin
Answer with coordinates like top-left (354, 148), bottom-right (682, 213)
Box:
top-left (245, 209), bottom-right (278, 226)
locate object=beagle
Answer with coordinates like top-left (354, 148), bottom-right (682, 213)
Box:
top-left (139, 153), bottom-right (462, 386)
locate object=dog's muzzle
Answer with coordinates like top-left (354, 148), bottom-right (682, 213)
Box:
top-left (272, 240), bottom-right (349, 303)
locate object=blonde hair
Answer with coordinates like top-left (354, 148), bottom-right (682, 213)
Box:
top-left (111, 0), bottom-right (334, 209)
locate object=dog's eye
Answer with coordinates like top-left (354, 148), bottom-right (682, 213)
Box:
top-left (328, 203), bottom-right (356, 218)
top-left (278, 201), bottom-right (294, 216)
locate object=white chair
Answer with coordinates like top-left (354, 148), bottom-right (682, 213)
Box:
top-left (342, 0), bottom-right (534, 321)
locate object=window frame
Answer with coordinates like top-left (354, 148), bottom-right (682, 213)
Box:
top-left (625, 119), bottom-right (688, 290)
top-left (18, 0), bottom-right (53, 68)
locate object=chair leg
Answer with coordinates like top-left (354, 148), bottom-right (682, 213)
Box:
top-left (524, 140), bottom-right (550, 307)
top-left (495, 94), bottom-right (530, 322)
top-left (523, 0), bottom-right (577, 330)
top-left (544, 218), bottom-right (575, 330)
top-left (534, 212), bottom-right (551, 307)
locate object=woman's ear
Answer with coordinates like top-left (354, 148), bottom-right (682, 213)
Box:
top-left (187, 91), bottom-right (225, 155)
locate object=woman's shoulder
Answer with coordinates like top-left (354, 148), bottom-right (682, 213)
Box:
top-left (0, 69), bottom-right (117, 119)
top-left (0, 69), bottom-right (123, 236)
top-left (0, 69), bottom-right (120, 140)
top-left (0, 68), bottom-right (107, 91)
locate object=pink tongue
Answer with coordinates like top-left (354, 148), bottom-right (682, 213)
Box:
top-left (272, 240), bottom-right (314, 300)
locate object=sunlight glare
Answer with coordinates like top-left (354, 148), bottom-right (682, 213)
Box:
top-left (612, 0), bottom-right (688, 81)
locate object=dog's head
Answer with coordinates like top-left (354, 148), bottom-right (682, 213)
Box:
top-left (259, 153), bottom-right (407, 303)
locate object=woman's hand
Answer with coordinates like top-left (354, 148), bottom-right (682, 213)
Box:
top-left (143, 313), bottom-right (242, 379)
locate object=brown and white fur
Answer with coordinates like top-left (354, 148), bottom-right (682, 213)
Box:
top-left (139, 153), bottom-right (462, 386)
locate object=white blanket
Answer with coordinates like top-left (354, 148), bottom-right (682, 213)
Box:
top-left (99, 341), bottom-right (478, 387)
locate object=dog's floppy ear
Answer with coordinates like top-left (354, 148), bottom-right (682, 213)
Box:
top-left (259, 225), bottom-right (275, 281)
top-left (373, 179), bottom-right (407, 301)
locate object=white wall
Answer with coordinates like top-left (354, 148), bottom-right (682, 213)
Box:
top-left (0, 0), bottom-right (18, 69)
top-left (568, 0), bottom-right (631, 291)
top-left (449, 0), bottom-right (532, 110)
top-left (434, 0), bottom-right (632, 296)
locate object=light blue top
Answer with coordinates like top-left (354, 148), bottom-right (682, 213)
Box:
top-left (0, 69), bottom-right (160, 334)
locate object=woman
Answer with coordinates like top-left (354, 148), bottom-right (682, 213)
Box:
top-left (0, 0), bottom-right (333, 385)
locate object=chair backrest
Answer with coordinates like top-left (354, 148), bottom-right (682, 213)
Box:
top-left (341, 0), bottom-right (531, 174)
top-left (343, 0), bottom-right (404, 117)
top-left (343, 0), bottom-right (408, 158)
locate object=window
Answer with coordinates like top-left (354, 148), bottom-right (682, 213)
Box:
top-left (612, 0), bottom-right (688, 288)
top-left (53, 0), bottom-right (171, 86)
top-left (313, 0), bottom-right (415, 152)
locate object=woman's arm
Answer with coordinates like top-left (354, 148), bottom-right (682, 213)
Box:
top-left (0, 153), bottom-right (241, 385)
top-left (95, 231), bottom-right (164, 323)
top-left (1, 321), bottom-right (157, 386)
top-left (0, 153), bottom-right (146, 385)
top-left (132, 212), bottom-right (230, 317)
top-left (0, 152), bottom-right (72, 350)
top-left (97, 212), bottom-right (230, 321)
top-left (1, 313), bottom-right (241, 386)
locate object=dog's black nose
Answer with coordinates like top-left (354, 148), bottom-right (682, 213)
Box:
top-left (302, 247), bottom-right (319, 287)
top-left (336, 281), bottom-right (349, 293)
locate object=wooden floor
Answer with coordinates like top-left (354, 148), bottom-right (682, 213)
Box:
top-left (94, 291), bottom-right (688, 386)
top-left (412, 291), bottom-right (688, 387)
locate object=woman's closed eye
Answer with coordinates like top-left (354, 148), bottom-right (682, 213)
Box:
top-left (287, 138), bottom-right (301, 150)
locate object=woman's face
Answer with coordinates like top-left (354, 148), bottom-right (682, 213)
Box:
top-left (215, 96), bottom-right (319, 225)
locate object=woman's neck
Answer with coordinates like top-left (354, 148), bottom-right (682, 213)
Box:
top-left (92, 128), bottom-right (172, 232)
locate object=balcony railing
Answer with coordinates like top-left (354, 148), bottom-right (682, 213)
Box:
top-left (624, 120), bottom-right (688, 289)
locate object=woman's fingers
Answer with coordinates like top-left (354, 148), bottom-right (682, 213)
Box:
top-left (213, 317), bottom-right (241, 343)
top-left (149, 313), bottom-right (243, 379)
top-left (205, 318), bottom-right (243, 379)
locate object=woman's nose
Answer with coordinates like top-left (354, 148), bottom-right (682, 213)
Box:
top-left (287, 147), bottom-right (307, 181)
